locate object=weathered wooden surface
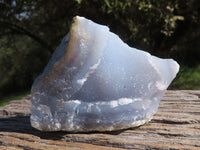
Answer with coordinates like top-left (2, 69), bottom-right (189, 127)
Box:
top-left (0, 90), bottom-right (200, 150)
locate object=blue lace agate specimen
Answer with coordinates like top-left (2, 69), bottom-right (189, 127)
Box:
top-left (31, 16), bottom-right (179, 132)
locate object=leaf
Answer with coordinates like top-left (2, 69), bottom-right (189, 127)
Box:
top-left (104, 0), bottom-right (111, 8)
top-left (75, 0), bottom-right (82, 4)
top-left (174, 16), bottom-right (184, 21)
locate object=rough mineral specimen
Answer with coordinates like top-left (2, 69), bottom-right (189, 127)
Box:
top-left (31, 16), bottom-right (179, 132)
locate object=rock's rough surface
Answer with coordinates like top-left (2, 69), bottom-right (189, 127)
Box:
top-left (31, 16), bottom-right (179, 132)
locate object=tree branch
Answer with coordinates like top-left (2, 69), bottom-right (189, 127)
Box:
top-left (0, 20), bottom-right (53, 51)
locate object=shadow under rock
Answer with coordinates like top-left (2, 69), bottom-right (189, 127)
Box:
top-left (0, 116), bottom-right (40, 136)
top-left (0, 115), bottom-right (132, 140)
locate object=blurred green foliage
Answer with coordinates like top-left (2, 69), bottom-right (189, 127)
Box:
top-left (0, 0), bottom-right (199, 98)
top-left (0, 90), bottom-right (29, 107)
top-left (0, 35), bottom-right (49, 96)
top-left (171, 65), bottom-right (200, 90)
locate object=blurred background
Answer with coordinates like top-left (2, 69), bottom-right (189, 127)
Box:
top-left (0, 0), bottom-right (199, 105)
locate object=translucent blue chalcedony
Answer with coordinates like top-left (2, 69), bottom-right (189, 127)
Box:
top-left (30, 16), bottom-right (179, 132)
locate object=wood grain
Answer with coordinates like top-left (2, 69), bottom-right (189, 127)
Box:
top-left (0, 90), bottom-right (200, 150)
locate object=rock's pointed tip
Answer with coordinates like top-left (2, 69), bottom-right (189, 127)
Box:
top-left (72, 16), bottom-right (110, 32)
top-left (170, 59), bottom-right (180, 77)
top-left (73, 16), bottom-right (84, 21)
top-left (72, 16), bottom-right (83, 25)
